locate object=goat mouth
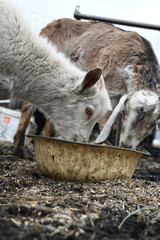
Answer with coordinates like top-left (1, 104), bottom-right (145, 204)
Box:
top-left (73, 134), bottom-right (86, 142)
top-left (120, 143), bottom-right (132, 149)
top-left (119, 140), bottom-right (138, 150)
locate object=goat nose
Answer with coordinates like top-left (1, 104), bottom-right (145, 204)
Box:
top-left (73, 134), bottom-right (86, 142)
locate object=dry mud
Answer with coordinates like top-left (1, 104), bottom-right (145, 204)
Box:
top-left (0, 140), bottom-right (160, 240)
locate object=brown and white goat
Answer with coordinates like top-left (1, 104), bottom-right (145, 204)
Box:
top-left (0, 2), bottom-right (111, 150)
top-left (14, 18), bottom-right (160, 153)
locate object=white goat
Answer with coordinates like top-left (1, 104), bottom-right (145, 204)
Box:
top-left (0, 1), bottom-right (112, 142)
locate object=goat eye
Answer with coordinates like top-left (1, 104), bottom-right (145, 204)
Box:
top-left (86, 107), bottom-right (93, 118)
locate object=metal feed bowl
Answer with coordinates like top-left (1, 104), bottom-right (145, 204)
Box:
top-left (28, 135), bottom-right (145, 182)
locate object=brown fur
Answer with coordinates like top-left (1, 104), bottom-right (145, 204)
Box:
top-left (13, 103), bottom-right (35, 156)
top-left (40, 18), bottom-right (116, 54)
top-left (41, 18), bottom-right (159, 106)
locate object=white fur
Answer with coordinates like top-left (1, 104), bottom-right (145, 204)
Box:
top-left (119, 65), bottom-right (135, 92)
top-left (130, 90), bottom-right (159, 107)
top-left (0, 0), bottom-right (112, 142)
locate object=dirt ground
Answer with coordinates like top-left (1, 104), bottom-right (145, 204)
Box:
top-left (0, 140), bottom-right (160, 240)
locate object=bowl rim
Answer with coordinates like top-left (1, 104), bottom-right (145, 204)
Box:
top-left (27, 134), bottom-right (148, 155)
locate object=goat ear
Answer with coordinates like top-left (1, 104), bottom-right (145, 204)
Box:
top-left (96, 94), bottom-right (128, 144)
top-left (76, 68), bottom-right (102, 93)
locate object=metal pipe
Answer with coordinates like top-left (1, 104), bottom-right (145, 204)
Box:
top-left (74, 5), bottom-right (160, 31)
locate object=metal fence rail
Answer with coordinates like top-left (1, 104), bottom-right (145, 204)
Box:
top-left (74, 6), bottom-right (160, 31)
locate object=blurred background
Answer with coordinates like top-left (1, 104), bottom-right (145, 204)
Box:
top-left (8, 0), bottom-right (160, 61)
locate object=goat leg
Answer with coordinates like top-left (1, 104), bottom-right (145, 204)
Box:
top-left (14, 103), bottom-right (36, 157)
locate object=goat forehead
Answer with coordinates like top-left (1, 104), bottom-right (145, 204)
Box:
top-left (129, 90), bottom-right (159, 108)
